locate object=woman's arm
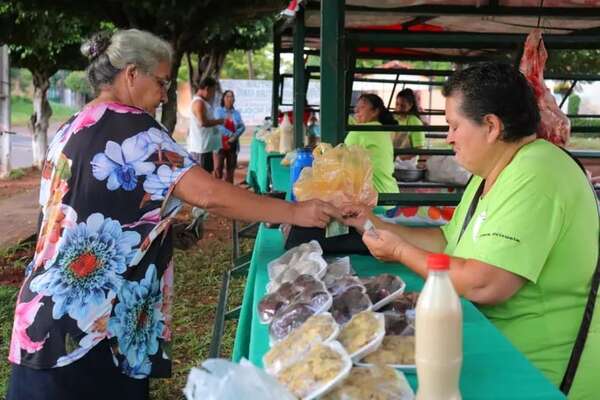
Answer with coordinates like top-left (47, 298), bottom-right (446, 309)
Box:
top-left (173, 165), bottom-right (342, 227)
top-left (233, 110), bottom-right (245, 138)
top-left (362, 229), bottom-right (526, 305)
top-left (214, 108), bottom-right (231, 137)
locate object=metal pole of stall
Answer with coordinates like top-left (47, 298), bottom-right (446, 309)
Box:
top-left (293, 7), bottom-right (306, 148)
top-left (320, 0), bottom-right (345, 145)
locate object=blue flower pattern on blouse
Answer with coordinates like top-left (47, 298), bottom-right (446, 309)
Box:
top-left (109, 264), bottom-right (163, 378)
top-left (30, 213), bottom-right (141, 321)
top-left (8, 102), bottom-right (196, 379)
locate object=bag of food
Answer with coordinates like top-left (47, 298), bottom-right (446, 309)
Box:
top-left (265, 129), bottom-right (281, 153)
top-left (293, 143), bottom-right (377, 208)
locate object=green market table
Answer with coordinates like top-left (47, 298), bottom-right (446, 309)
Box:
top-left (232, 225), bottom-right (566, 399)
top-left (245, 137), bottom-right (285, 194)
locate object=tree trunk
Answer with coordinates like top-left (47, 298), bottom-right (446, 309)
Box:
top-left (186, 52), bottom-right (197, 93)
top-left (197, 49), bottom-right (227, 83)
top-left (30, 70), bottom-right (52, 169)
top-left (247, 50), bottom-right (255, 80)
top-left (161, 50), bottom-right (183, 134)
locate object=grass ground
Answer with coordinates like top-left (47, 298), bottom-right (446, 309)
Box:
top-left (11, 95), bottom-right (78, 126)
top-left (0, 218), bottom-right (254, 400)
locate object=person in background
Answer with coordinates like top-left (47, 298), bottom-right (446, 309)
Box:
top-left (344, 62), bottom-right (599, 399)
top-left (214, 90), bottom-right (245, 183)
top-left (187, 77), bottom-right (223, 173)
top-left (393, 88), bottom-right (426, 150)
top-left (6, 29), bottom-right (341, 400)
top-left (345, 93), bottom-right (399, 194)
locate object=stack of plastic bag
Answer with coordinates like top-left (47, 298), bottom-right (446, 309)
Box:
top-left (183, 358), bottom-right (295, 400)
top-left (293, 143), bottom-right (377, 208)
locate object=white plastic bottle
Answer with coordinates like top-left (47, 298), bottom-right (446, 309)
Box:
top-left (415, 253), bottom-right (462, 400)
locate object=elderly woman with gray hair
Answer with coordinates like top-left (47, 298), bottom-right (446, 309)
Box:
top-left (6, 29), bottom-right (340, 400)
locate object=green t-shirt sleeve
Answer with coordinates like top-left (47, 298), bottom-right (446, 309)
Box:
top-left (441, 176), bottom-right (480, 249)
top-left (407, 115), bottom-right (426, 148)
top-left (452, 175), bottom-right (565, 283)
top-left (344, 131), bottom-right (362, 147)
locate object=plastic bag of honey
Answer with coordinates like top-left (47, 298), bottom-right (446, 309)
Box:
top-left (265, 129), bottom-right (281, 153)
top-left (293, 143), bottom-right (377, 208)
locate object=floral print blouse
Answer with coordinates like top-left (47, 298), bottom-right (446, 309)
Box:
top-left (9, 102), bottom-right (195, 379)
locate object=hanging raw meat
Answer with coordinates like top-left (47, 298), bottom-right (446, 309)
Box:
top-left (519, 29), bottom-right (570, 147)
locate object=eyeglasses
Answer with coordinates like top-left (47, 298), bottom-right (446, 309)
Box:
top-left (148, 73), bottom-right (172, 92)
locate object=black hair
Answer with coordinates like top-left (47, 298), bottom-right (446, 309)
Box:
top-left (358, 93), bottom-right (398, 126)
top-left (198, 77), bottom-right (218, 89)
top-left (396, 88), bottom-right (420, 116)
top-left (442, 62), bottom-right (540, 142)
top-left (220, 90), bottom-right (235, 108)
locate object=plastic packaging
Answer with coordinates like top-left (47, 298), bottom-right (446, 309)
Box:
top-left (326, 275), bottom-right (365, 298)
top-left (362, 274), bottom-right (406, 310)
top-left (267, 253), bottom-right (328, 293)
top-left (330, 286), bottom-right (372, 325)
top-left (337, 311), bottom-right (386, 362)
top-left (264, 312), bottom-right (340, 376)
top-left (293, 143), bottom-right (378, 208)
top-left (281, 150), bottom-right (297, 167)
top-left (258, 291), bottom-right (291, 324)
top-left (324, 257), bottom-right (352, 279)
top-left (415, 254), bottom-right (462, 400)
top-left (276, 341), bottom-right (353, 400)
top-left (322, 365), bottom-right (415, 400)
top-left (279, 113), bottom-right (294, 153)
top-left (290, 148), bottom-right (314, 201)
top-left (265, 129), bottom-right (281, 153)
top-left (269, 276), bottom-right (333, 342)
top-left (183, 358), bottom-right (295, 400)
top-left (268, 241), bottom-right (323, 280)
top-left (381, 292), bottom-right (419, 315)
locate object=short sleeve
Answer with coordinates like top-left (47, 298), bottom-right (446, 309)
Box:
top-left (138, 128), bottom-right (197, 218)
top-left (452, 174), bottom-right (565, 283)
top-left (441, 177), bottom-right (481, 251)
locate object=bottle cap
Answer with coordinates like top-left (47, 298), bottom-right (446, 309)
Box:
top-left (427, 253), bottom-right (450, 270)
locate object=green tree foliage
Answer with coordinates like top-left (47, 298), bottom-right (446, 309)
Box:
top-left (9, 68), bottom-right (32, 93)
top-left (0, 1), bottom-right (101, 167)
top-left (64, 70), bottom-right (93, 97)
top-left (220, 47), bottom-right (275, 80)
top-left (546, 50), bottom-right (600, 76)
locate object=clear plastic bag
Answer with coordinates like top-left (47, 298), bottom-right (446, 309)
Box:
top-left (268, 241), bottom-right (323, 280)
top-left (264, 312), bottom-right (340, 376)
top-left (322, 365), bottom-right (415, 400)
top-left (357, 310), bottom-right (416, 370)
top-left (362, 274), bottom-right (406, 311)
top-left (293, 143), bottom-right (378, 208)
top-left (183, 358), bottom-right (295, 400)
top-left (269, 278), bottom-right (333, 343)
top-left (265, 129), bottom-right (281, 153)
top-left (330, 286), bottom-right (372, 325)
top-left (276, 341), bottom-right (353, 400)
top-left (281, 150), bottom-right (297, 166)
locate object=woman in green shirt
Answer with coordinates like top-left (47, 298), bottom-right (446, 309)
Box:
top-left (344, 63), bottom-right (599, 399)
top-left (345, 94), bottom-right (399, 194)
top-left (393, 88), bottom-right (426, 150)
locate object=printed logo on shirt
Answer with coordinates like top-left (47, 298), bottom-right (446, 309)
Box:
top-left (478, 232), bottom-right (521, 243)
top-left (472, 211), bottom-right (486, 241)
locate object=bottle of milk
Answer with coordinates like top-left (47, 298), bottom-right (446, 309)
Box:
top-left (415, 253), bottom-right (462, 400)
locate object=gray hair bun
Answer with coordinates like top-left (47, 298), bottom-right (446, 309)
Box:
top-left (81, 32), bottom-right (112, 61)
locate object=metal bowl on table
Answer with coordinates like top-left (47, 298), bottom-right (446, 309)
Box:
top-left (394, 168), bottom-right (426, 182)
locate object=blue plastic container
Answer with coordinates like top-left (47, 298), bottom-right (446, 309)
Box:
top-left (290, 148), bottom-right (314, 201)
